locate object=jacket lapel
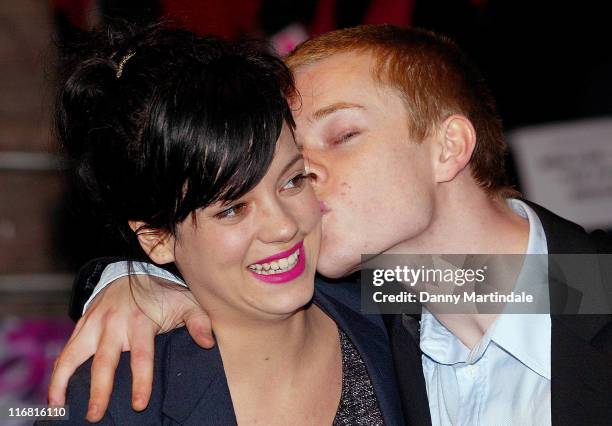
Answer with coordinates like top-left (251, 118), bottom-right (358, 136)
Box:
top-left (550, 315), bottom-right (612, 425)
top-left (384, 313), bottom-right (432, 426)
top-left (162, 328), bottom-right (237, 425)
top-left (526, 201), bottom-right (612, 425)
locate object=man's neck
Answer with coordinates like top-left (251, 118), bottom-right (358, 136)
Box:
top-left (391, 183), bottom-right (530, 255)
top-left (391, 182), bottom-right (531, 349)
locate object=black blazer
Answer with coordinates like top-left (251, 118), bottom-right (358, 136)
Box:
top-left (385, 201), bottom-right (612, 426)
top-left (44, 281), bottom-right (405, 425)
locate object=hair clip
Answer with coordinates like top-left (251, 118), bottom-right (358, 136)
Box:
top-left (116, 51), bottom-right (136, 78)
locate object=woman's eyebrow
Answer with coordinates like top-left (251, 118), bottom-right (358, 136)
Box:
top-left (280, 153), bottom-right (304, 176)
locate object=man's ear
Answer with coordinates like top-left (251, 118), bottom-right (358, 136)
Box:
top-left (433, 114), bottom-right (476, 183)
top-left (128, 220), bottom-right (176, 264)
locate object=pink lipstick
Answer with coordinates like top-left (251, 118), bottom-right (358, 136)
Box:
top-left (248, 241), bottom-right (306, 284)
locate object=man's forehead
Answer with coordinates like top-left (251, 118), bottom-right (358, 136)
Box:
top-left (292, 54), bottom-right (377, 120)
top-left (293, 50), bottom-right (374, 73)
top-left (294, 53), bottom-right (374, 88)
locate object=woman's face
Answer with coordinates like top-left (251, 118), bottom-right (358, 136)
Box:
top-left (170, 126), bottom-right (322, 322)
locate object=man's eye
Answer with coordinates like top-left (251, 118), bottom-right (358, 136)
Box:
top-left (333, 130), bottom-right (359, 145)
top-left (282, 173), bottom-right (308, 191)
top-left (215, 203), bottom-right (247, 219)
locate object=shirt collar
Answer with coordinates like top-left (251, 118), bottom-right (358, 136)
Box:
top-left (506, 198), bottom-right (548, 255)
top-left (420, 309), bottom-right (471, 365)
top-left (491, 199), bottom-right (551, 379)
top-left (419, 199), bottom-right (551, 379)
top-left (488, 311), bottom-right (552, 379)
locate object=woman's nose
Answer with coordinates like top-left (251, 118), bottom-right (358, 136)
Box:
top-left (258, 203), bottom-right (299, 244)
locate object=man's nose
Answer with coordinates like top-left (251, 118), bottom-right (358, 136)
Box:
top-left (303, 155), bottom-right (329, 193)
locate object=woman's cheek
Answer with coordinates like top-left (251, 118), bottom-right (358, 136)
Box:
top-left (297, 187), bottom-right (322, 231)
top-left (174, 218), bottom-right (249, 278)
top-left (206, 224), bottom-right (253, 267)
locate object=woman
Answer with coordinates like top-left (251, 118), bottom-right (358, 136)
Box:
top-left (42, 24), bottom-right (403, 425)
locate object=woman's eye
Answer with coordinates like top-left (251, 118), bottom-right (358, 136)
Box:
top-left (282, 173), bottom-right (308, 191)
top-left (333, 130), bottom-right (359, 145)
top-left (215, 203), bottom-right (247, 219)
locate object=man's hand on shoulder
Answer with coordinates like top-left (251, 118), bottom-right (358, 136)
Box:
top-left (48, 274), bottom-right (214, 422)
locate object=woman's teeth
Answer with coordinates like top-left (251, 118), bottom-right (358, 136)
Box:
top-left (249, 249), bottom-right (300, 275)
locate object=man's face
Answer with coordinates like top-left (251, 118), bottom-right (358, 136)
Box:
top-left (292, 52), bottom-right (437, 278)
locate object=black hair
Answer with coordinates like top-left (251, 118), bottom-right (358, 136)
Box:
top-left (56, 23), bottom-right (296, 250)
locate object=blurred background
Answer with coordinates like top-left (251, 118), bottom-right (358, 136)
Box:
top-left (1, 0), bottom-right (611, 419)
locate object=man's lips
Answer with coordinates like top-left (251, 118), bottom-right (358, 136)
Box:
top-left (252, 240), bottom-right (303, 265)
top-left (319, 201), bottom-right (330, 214)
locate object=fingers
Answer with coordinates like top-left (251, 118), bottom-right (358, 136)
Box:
top-left (48, 316), bottom-right (97, 406)
top-left (128, 316), bottom-right (157, 411)
top-left (87, 326), bottom-right (123, 422)
top-left (66, 314), bottom-right (88, 344)
top-left (49, 342), bottom-right (94, 407)
top-left (184, 309), bottom-right (216, 349)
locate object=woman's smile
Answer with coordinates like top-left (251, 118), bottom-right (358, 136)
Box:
top-left (248, 240), bottom-right (306, 284)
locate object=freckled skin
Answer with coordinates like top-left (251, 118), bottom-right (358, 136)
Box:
top-left (293, 52), bottom-right (436, 278)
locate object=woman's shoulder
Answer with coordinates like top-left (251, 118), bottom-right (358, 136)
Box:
top-left (62, 327), bottom-right (231, 424)
top-left (61, 329), bottom-right (178, 424)
top-left (314, 277), bottom-right (386, 333)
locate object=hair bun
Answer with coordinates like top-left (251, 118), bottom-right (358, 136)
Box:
top-left (58, 56), bottom-right (121, 161)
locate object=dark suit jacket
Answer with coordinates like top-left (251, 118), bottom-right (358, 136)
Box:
top-left (385, 201), bottom-right (612, 426)
top-left (44, 281), bottom-right (405, 425)
top-left (65, 201), bottom-right (611, 426)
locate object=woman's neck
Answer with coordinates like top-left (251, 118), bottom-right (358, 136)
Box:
top-left (212, 304), bottom-right (321, 372)
top-left (207, 301), bottom-right (342, 424)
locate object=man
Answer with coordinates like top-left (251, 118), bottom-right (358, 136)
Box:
top-left (49, 25), bottom-right (611, 425)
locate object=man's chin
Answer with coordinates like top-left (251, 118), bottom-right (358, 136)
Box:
top-left (315, 255), bottom-right (360, 280)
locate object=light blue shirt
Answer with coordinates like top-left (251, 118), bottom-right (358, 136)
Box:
top-left (420, 199), bottom-right (551, 426)
top-left (83, 261), bottom-right (186, 312)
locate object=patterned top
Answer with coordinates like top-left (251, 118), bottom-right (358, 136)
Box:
top-left (333, 329), bottom-right (385, 425)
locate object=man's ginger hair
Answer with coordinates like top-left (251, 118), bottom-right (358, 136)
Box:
top-left (287, 24), bottom-right (516, 196)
